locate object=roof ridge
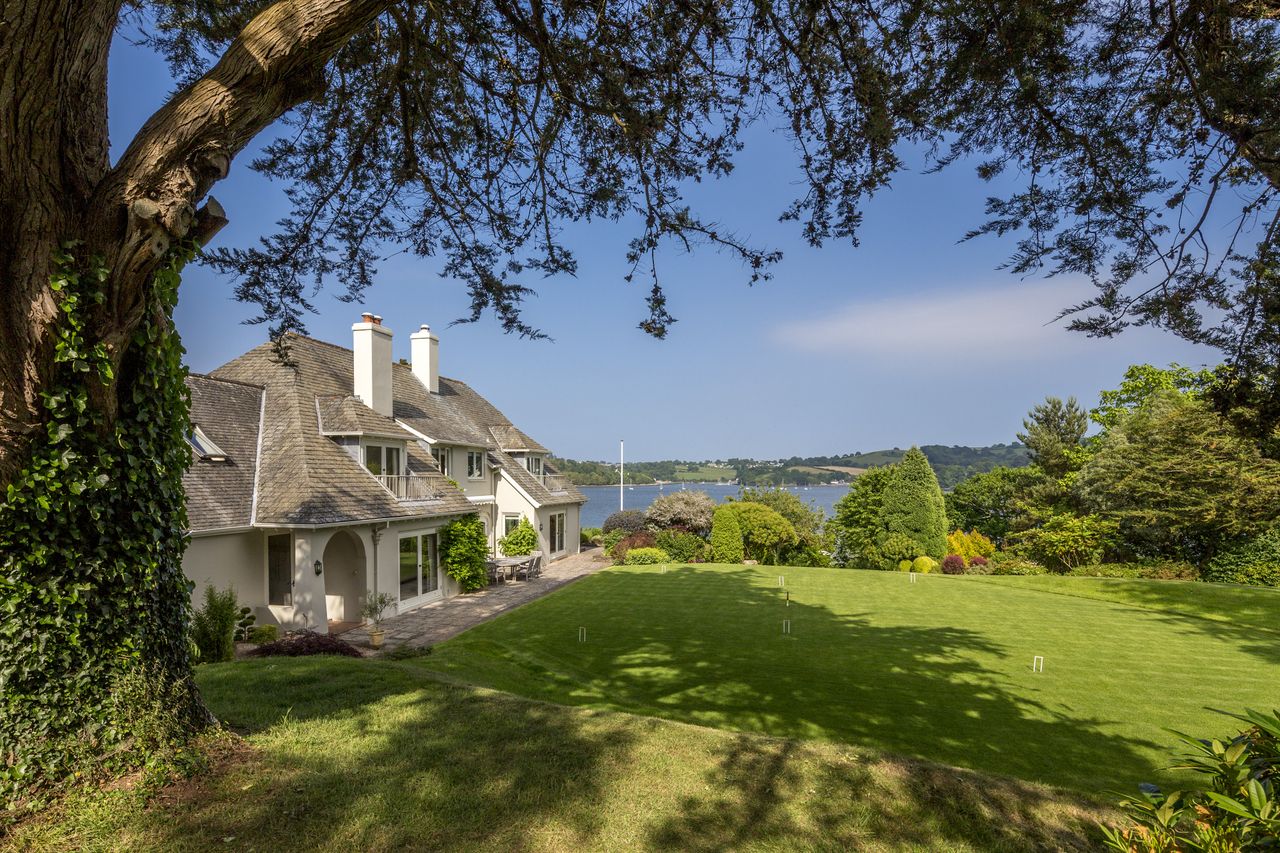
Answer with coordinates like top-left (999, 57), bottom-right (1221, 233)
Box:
top-left (187, 372), bottom-right (265, 391)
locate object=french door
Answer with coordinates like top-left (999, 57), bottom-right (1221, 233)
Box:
top-left (398, 532), bottom-right (440, 604)
top-left (548, 512), bottom-right (566, 554)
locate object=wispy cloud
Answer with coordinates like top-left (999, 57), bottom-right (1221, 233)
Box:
top-left (772, 279), bottom-right (1124, 361)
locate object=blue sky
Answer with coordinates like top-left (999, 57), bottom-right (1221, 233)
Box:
top-left (108, 32), bottom-right (1220, 462)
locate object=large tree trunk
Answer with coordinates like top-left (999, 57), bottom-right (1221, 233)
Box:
top-left (0, 0), bottom-right (387, 491)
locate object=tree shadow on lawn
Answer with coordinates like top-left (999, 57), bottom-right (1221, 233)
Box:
top-left (648, 733), bottom-right (1108, 852)
top-left (452, 566), bottom-right (1166, 792)
top-left (134, 660), bottom-right (638, 851)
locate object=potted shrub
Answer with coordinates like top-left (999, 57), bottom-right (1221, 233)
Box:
top-left (360, 591), bottom-right (396, 649)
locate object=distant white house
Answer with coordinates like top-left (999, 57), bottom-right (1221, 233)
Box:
top-left (181, 315), bottom-right (584, 633)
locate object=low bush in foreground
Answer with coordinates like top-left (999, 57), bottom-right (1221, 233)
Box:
top-left (1104, 708), bottom-right (1280, 851)
top-left (941, 555), bottom-right (966, 575)
top-left (1067, 562), bottom-right (1199, 581)
top-left (247, 630), bottom-right (362, 659)
top-left (191, 586), bottom-right (240, 664)
top-left (610, 531), bottom-right (656, 563)
top-left (623, 547), bottom-right (671, 565)
top-left (989, 554), bottom-right (1048, 576)
top-left (655, 529), bottom-right (708, 562)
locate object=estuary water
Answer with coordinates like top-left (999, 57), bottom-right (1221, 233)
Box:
top-left (578, 483), bottom-right (852, 529)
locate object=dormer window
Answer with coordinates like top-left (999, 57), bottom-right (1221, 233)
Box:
top-left (365, 443), bottom-right (402, 476)
top-left (188, 425), bottom-right (229, 463)
top-left (467, 450), bottom-right (484, 480)
top-left (525, 455), bottom-right (543, 477)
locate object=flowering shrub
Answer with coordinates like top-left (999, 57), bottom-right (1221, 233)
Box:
top-left (941, 555), bottom-right (966, 575)
top-left (645, 491), bottom-right (716, 535)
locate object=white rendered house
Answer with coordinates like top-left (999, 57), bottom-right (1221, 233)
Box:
top-left (180, 315), bottom-right (585, 632)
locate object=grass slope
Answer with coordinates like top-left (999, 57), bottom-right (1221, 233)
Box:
top-left (422, 565), bottom-right (1280, 793)
top-left (13, 659), bottom-right (1108, 852)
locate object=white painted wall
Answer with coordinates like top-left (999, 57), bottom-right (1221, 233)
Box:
top-left (184, 530), bottom-right (264, 610)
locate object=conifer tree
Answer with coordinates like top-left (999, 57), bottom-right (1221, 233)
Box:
top-left (710, 505), bottom-right (745, 564)
top-left (878, 447), bottom-right (948, 562)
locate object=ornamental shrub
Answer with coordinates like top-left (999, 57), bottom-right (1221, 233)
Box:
top-left (601, 528), bottom-right (628, 557)
top-left (645, 491), bottom-right (716, 535)
top-left (611, 531), bottom-right (656, 563)
top-left (990, 555), bottom-right (1048, 576)
top-left (1014, 513), bottom-right (1119, 571)
top-left (947, 529), bottom-right (996, 562)
top-left (441, 514), bottom-right (489, 591)
top-left (247, 625), bottom-right (278, 645)
top-left (248, 630), bottom-right (362, 658)
top-left (1204, 528), bottom-right (1280, 587)
top-left (498, 516), bottom-right (538, 556)
top-left (723, 502), bottom-right (798, 565)
top-left (877, 531), bottom-right (923, 571)
top-left (623, 547), bottom-right (671, 565)
top-left (602, 509), bottom-right (646, 535)
top-left (912, 556), bottom-right (937, 574)
top-left (941, 555), bottom-right (966, 575)
top-left (879, 448), bottom-right (947, 562)
top-left (655, 529), bottom-right (708, 563)
top-left (1104, 709), bottom-right (1280, 852)
top-left (581, 526), bottom-right (603, 546)
top-left (968, 555), bottom-right (990, 573)
top-left (898, 560), bottom-right (913, 572)
top-left (191, 586), bottom-right (239, 664)
top-left (710, 505), bottom-right (745, 563)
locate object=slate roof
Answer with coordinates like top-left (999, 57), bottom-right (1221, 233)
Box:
top-left (184, 374), bottom-right (263, 531)
top-left (202, 335), bottom-right (472, 528)
top-left (316, 395), bottom-right (417, 440)
top-left (185, 331), bottom-right (581, 530)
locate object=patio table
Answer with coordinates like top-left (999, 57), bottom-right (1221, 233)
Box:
top-left (492, 556), bottom-right (532, 581)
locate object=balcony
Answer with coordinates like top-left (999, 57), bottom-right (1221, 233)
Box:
top-left (543, 474), bottom-right (571, 493)
top-left (376, 474), bottom-right (445, 502)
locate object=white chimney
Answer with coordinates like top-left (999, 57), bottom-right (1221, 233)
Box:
top-left (352, 312), bottom-right (393, 416)
top-left (410, 324), bottom-right (439, 393)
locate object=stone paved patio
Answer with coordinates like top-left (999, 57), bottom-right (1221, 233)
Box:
top-left (342, 547), bottom-right (610, 653)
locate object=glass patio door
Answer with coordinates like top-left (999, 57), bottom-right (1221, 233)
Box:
top-left (398, 533), bottom-right (440, 603)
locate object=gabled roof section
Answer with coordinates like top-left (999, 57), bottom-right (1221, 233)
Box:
top-left (184, 374), bottom-right (263, 531)
top-left (392, 370), bottom-right (499, 448)
top-left (493, 449), bottom-right (586, 507)
top-left (208, 334), bottom-right (472, 526)
top-left (488, 424), bottom-right (549, 454)
top-left (316, 395), bottom-right (417, 440)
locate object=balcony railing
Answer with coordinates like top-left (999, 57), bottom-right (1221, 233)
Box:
top-left (377, 474), bottom-right (444, 502)
top-left (543, 474), bottom-right (571, 493)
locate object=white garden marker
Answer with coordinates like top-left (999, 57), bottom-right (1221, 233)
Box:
top-left (778, 575), bottom-right (785, 587)
top-left (578, 627), bottom-right (587, 643)
top-left (1032, 655), bottom-right (1044, 672)
top-left (909, 572), bottom-right (917, 584)
top-left (782, 620), bottom-right (791, 635)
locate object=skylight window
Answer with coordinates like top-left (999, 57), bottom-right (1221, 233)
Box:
top-left (189, 425), bottom-right (229, 462)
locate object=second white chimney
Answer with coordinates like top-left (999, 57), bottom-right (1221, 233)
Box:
top-left (352, 312), bottom-right (393, 416)
top-left (410, 324), bottom-right (439, 393)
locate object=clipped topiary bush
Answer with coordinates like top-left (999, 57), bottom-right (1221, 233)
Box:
top-left (941, 555), bottom-right (966, 575)
top-left (912, 556), bottom-right (937, 574)
top-left (723, 501), bottom-right (798, 565)
top-left (498, 516), bottom-right (538, 556)
top-left (898, 560), bottom-right (913, 572)
top-left (710, 504), bottom-right (745, 563)
top-left (1203, 528), bottom-right (1280, 587)
top-left (623, 547), bottom-right (671, 565)
top-left (645, 491), bottom-right (716, 535)
top-left (655, 529), bottom-right (707, 563)
top-left (602, 509), bottom-right (646, 535)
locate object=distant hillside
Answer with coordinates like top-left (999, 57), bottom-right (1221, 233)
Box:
top-left (552, 444), bottom-right (1029, 491)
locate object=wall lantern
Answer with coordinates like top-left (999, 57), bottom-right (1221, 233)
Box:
top-left (313, 559), bottom-right (323, 576)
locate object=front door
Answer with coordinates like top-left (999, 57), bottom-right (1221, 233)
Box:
top-left (398, 532), bottom-right (440, 606)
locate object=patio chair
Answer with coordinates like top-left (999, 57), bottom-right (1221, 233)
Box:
top-left (516, 551), bottom-right (543, 581)
top-left (486, 560), bottom-right (503, 585)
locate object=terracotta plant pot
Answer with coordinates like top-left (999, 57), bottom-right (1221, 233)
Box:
top-left (369, 628), bottom-right (385, 649)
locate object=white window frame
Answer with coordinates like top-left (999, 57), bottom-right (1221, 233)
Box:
top-left (432, 446), bottom-right (450, 477)
top-left (503, 513), bottom-right (521, 535)
top-left (397, 530), bottom-right (441, 606)
top-left (363, 443), bottom-right (403, 477)
top-left (526, 455), bottom-right (543, 477)
top-left (467, 450), bottom-right (485, 480)
top-left (548, 511), bottom-right (566, 554)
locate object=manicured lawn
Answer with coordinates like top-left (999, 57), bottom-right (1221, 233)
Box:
top-left (14, 658), bottom-right (1108, 852)
top-left (422, 565), bottom-right (1280, 793)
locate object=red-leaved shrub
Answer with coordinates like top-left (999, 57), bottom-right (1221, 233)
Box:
top-left (248, 629), bottom-right (362, 658)
top-left (969, 555), bottom-right (989, 568)
top-left (611, 531), bottom-right (656, 563)
top-left (941, 555), bottom-right (966, 575)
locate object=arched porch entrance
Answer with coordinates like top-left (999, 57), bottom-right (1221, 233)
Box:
top-left (322, 529), bottom-right (366, 629)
